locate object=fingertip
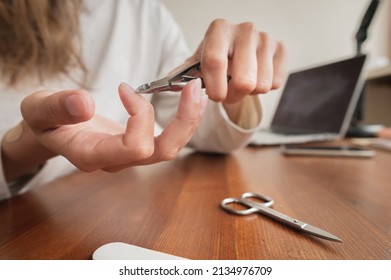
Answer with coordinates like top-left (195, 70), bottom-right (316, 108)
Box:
top-left (194, 77), bottom-right (202, 92)
top-left (65, 92), bottom-right (94, 121)
top-left (118, 82), bottom-right (137, 104)
top-left (118, 82), bottom-right (152, 116)
top-left (21, 89), bottom-right (95, 131)
top-left (180, 78), bottom-right (201, 102)
top-left (191, 78), bottom-right (203, 103)
top-left (119, 82), bottom-right (134, 93)
top-left (179, 78), bottom-right (208, 118)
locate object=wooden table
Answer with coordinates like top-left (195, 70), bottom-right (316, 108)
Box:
top-left (0, 145), bottom-right (390, 259)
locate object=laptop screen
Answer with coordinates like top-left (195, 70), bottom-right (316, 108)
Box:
top-left (271, 55), bottom-right (366, 134)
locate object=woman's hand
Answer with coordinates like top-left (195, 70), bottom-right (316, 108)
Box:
top-left (186, 19), bottom-right (288, 104)
top-left (3, 79), bottom-right (206, 181)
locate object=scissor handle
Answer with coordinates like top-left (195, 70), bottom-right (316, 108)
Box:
top-left (241, 192), bottom-right (274, 207)
top-left (220, 192), bottom-right (274, 216)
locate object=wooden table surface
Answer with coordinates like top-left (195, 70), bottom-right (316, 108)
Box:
top-left (0, 145), bottom-right (390, 260)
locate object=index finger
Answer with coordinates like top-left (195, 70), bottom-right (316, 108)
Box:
top-left (200, 19), bottom-right (231, 102)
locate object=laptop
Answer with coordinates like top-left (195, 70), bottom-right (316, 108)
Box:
top-left (250, 55), bottom-right (367, 146)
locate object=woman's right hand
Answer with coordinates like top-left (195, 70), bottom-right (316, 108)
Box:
top-left (3, 79), bottom-right (206, 181)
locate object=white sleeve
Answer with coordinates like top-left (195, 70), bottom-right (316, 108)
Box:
top-left (189, 99), bottom-right (262, 153)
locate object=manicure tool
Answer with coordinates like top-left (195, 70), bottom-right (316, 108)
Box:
top-left (136, 61), bottom-right (204, 94)
top-left (221, 192), bottom-right (343, 242)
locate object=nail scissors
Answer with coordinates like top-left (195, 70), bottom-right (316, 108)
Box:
top-left (221, 192), bottom-right (343, 242)
top-left (136, 61), bottom-right (204, 94)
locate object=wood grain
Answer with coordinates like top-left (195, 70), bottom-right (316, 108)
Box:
top-left (0, 146), bottom-right (390, 259)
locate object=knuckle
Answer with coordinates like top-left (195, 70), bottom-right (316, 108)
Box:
top-left (272, 79), bottom-right (283, 89)
top-left (154, 136), bottom-right (189, 162)
top-left (176, 115), bottom-right (199, 132)
top-left (239, 21), bottom-right (257, 34)
top-left (211, 95), bottom-right (225, 102)
top-left (207, 91), bottom-right (225, 102)
top-left (231, 78), bottom-right (257, 94)
top-left (74, 160), bottom-right (98, 172)
top-left (74, 152), bottom-right (99, 173)
top-left (131, 144), bottom-right (154, 161)
top-left (259, 32), bottom-right (276, 48)
top-left (255, 81), bottom-right (273, 93)
top-left (45, 100), bottom-right (60, 120)
top-left (159, 149), bottom-right (179, 161)
top-left (202, 52), bottom-right (226, 71)
top-left (21, 91), bottom-right (49, 119)
top-left (209, 18), bottom-right (230, 30)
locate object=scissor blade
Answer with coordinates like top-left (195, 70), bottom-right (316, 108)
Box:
top-left (136, 83), bottom-right (151, 92)
top-left (240, 199), bottom-right (343, 243)
top-left (136, 62), bottom-right (201, 94)
top-left (135, 76), bottom-right (174, 94)
top-left (301, 223), bottom-right (343, 243)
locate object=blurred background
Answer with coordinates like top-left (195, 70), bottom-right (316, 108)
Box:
top-left (161, 0), bottom-right (391, 127)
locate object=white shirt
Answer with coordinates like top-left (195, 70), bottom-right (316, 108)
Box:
top-left (0, 0), bottom-right (261, 200)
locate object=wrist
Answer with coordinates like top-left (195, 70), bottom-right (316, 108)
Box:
top-left (1, 121), bottom-right (55, 182)
top-left (222, 96), bottom-right (262, 129)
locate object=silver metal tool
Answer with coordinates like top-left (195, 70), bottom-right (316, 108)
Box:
top-left (136, 61), bottom-right (203, 94)
top-left (221, 192), bottom-right (343, 242)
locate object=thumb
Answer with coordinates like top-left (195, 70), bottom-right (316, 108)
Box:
top-left (21, 89), bottom-right (95, 131)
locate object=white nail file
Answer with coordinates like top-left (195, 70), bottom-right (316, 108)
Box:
top-left (92, 242), bottom-right (187, 260)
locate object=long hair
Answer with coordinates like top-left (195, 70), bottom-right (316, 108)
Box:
top-left (0, 0), bottom-right (87, 87)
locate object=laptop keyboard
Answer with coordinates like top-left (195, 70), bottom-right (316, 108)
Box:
top-left (249, 130), bottom-right (337, 146)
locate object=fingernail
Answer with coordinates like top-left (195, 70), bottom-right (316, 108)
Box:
top-left (120, 82), bottom-right (134, 93)
top-left (192, 78), bottom-right (202, 103)
top-left (65, 94), bottom-right (85, 118)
